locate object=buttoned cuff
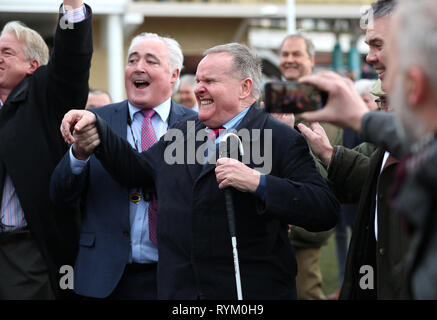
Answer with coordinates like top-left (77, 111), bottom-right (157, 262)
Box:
top-left (62, 4), bottom-right (87, 23)
top-left (69, 145), bottom-right (89, 175)
top-left (254, 174), bottom-right (266, 202)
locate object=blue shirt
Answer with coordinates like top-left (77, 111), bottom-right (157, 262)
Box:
top-left (205, 106), bottom-right (266, 201)
top-left (70, 98), bottom-right (172, 263)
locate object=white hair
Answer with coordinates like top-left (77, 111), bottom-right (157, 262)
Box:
top-left (397, 0), bottom-right (437, 91)
top-left (1, 21), bottom-right (49, 66)
top-left (354, 79), bottom-right (377, 99)
top-left (128, 32), bottom-right (183, 77)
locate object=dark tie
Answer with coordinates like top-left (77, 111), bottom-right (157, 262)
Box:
top-left (141, 109), bottom-right (158, 245)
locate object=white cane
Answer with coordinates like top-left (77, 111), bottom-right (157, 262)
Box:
top-left (219, 132), bottom-right (244, 300)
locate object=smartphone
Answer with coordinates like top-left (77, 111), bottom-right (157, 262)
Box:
top-left (263, 81), bottom-right (328, 114)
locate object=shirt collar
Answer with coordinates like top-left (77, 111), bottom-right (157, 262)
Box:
top-left (207, 106), bottom-right (250, 132)
top-left (128, 98), bottom-right (171, 123)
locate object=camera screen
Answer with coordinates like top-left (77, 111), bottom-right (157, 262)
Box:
top-left (264, 82), bottom-right (326, 114)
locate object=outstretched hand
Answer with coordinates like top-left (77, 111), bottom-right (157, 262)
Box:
top-left (60, 109), bottom-right (100, 160)
top-left (297, 122), bottom-right (334, 166)
top-left (60, 109), bottom-right (97, 144)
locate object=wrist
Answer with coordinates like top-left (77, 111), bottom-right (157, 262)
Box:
top-left (320, 145), bottom-right (334, 166)
top-left (249, 170), bottom-right (261, 193)
top-left (72, 144), bottom-right (88, 160)
top-left (352, 108), bottom-right (369, 132)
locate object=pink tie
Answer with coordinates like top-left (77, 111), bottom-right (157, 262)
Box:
top-left (209, 126), bottom-right (225, 141)
top-left (141, 109), bottom-right (158, 245)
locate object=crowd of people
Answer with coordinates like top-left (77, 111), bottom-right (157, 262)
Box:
top-left (1, 0), bottom-right (436, 300)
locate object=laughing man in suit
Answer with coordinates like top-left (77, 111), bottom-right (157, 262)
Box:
top-left (50, 33), bottom-right (195, 299)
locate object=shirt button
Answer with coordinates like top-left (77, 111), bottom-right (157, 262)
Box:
top-left (379, 248), bottom-right (385, 256)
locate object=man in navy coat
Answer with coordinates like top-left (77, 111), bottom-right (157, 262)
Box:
top-left (50, 33), bottom-right (195, 299)
top-left (59, 43), bottom-right (338, 299)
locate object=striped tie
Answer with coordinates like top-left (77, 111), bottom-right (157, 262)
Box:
top-left (141, 109), bottom-right (158, 245)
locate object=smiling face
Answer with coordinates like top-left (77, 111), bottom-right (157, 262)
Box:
top-left (0, 32), bottom-right (37, 101)
top-left (194, 52), bottom-right (249, 128)
top-left (125, 38), bottom-right (178, 109)
top-left (279, 37), bottom-right (315, 81)
top-left (365, 16), bottom-right (391, 91)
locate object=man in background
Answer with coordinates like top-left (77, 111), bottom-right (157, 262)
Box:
top-left (176, 74), bottom-right (198, 111)
top-left (85, 88), bottom-right (112, 110)
top-left (278, 33), bottom-right (341, 300)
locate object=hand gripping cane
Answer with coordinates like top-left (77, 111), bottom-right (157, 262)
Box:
top-left (218, 132), bottom-right (245, 300)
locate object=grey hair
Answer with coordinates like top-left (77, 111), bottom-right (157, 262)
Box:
top-left (89, 88), bottom-right (112, 103)
top-left (1, 21), bottom-right (49, 66)
top-left (178, 74), bottom-right (197, 90)
top-left (128, 32), bottom-right (183, 77)
top-left (371, 0), bottom-right (398, 18)
top-left (280, 33), bottom-right (316, 59)
top-left (396, 0), bottom-right (437, 91)
top-left (203, 43), bottom-right (262, 99)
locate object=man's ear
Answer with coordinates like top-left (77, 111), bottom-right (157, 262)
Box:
top-left (171, 68), bottom-right (180, 85)
top-left (26, 59), bottom-right (39, 75)
top-left (240, 78), bottom-right (253, 99)
top-left (405, 68), bottom-right (428, 109)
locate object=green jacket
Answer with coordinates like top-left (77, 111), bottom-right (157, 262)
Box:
top-left (289, 121), bottom-right (342, 249)
top-left (329, 143), bottom-right (410, 299)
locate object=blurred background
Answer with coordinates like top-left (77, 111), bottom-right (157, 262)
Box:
top-left (0, 0), bottom-right (377, 103)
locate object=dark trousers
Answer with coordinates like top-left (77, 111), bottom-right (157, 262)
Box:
top-left (0, 228), bottom-right (55, 299)
top-left (106, 263), bottom-right (157, 300)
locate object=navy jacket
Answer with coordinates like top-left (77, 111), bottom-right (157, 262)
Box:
top-left (50, 100), bottom-right (195, 298)
top-left (92, 104), bottom-right (339, 299)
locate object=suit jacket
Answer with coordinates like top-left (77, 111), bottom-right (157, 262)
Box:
top-left (0, 6), bottom-right (93, 296)
top-left (93, 103), bottom-right (339, 299)
top-left (49, 100), bottom-right (196, 298)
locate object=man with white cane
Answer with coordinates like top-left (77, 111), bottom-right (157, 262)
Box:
top-left (57, 43), bottom-right (339, 299)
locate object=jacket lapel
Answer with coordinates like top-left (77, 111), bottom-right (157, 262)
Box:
top-left (168, 101), bottom-right (184, 128)
top-left (107, 101), bottom-right (129, 139)
top-left (0, 77), bottom-right (29, 128)
top-left (186, 119), bottom-right (207, 182)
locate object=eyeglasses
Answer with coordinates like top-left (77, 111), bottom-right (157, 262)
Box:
top-left (375, 96), bottom-right (388, 110)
